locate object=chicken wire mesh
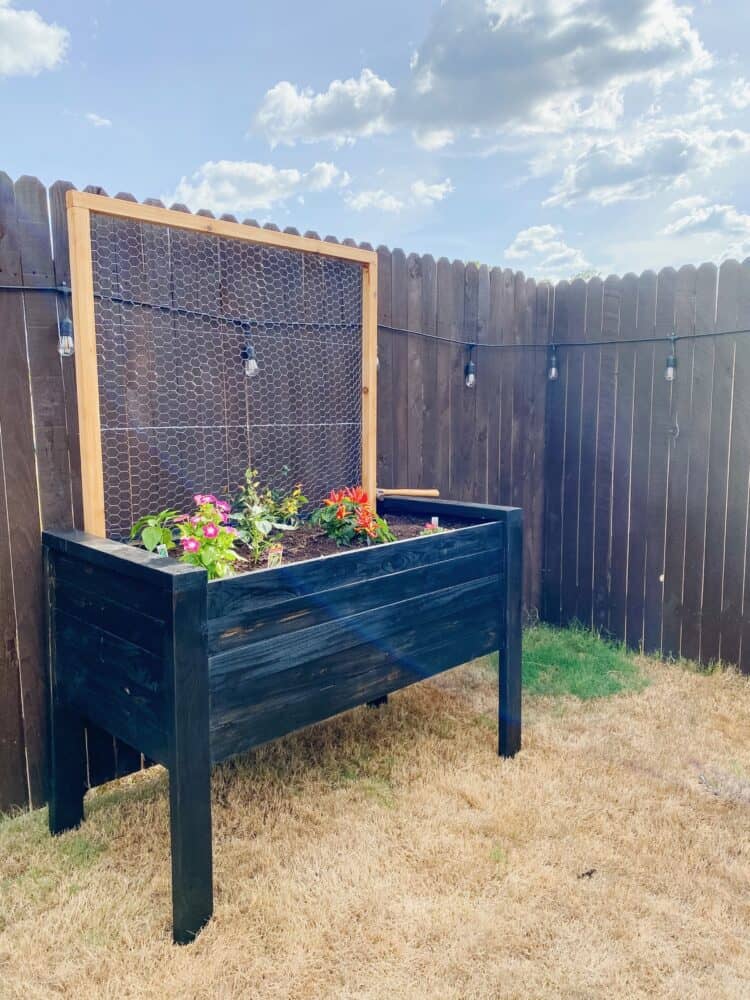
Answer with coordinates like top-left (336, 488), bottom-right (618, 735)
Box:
top-left (88, 212), bottom-right (364, 540)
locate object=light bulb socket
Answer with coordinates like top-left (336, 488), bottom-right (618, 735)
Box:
top-left (548, 344), bottom-right (559, 381)
top-left (58, 316), bottom-right (74, 357)
top-left (464, 344), bottom-right (477, 389)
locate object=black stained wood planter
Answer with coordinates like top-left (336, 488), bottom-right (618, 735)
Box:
top-left (44, 498), bottom-right (522, 943)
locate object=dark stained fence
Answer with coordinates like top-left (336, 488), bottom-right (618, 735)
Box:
top-left (541, 261), bottom-right (750, 675)
top-left (375, 252), bottom-right (549, 615)
top-left (1, 172), bottom-right (749, 813)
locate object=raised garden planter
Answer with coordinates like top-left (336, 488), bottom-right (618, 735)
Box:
top-left (44, 497), bottom-right (522, 943)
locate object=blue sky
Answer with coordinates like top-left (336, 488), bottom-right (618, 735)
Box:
top-left (2, 0), bottom-right (749, 278)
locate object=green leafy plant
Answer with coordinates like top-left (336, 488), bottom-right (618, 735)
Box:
top-left (175, 494), bottom-right (242, 580)
top-left (231, 469), bottom-right (307, 564)
top-left (310, 487), bottom-right (395, 547)
top-left (130, 509), bottom-right (180, 553)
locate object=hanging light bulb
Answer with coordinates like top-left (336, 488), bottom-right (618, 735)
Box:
top-left (665, 334), bottom-right (677, 382)
top-left (57, 316), bottom-right (74, 357)
top-left (464, 344), bottom-right (477, 389)
top-left (548, 343), bottom-right (559, 381)
top-left (242, 343), bottom-right (259, 378)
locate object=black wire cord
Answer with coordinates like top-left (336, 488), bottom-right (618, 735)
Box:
top-left (378, 321), bottom-right (750, 350)
top-left (4, 284), bottom-right (749, 350)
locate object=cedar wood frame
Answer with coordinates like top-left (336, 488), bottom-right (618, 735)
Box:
top-left (66, 190), bottom-right (379, 537)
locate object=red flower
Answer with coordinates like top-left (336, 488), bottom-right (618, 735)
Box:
top-left (335, 504), bottom-right (347, 520)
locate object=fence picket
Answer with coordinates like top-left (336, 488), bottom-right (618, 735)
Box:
top-left (376, 246), bottom-right (393, 488)
top-left (643, 268), bottom-right (677, 652)
top-left (390, 249), bottom-right (409, 488)
top-left (0, 173), bottom-right (32, 809)
top-left (722, 261), bottom-right (750, 667)
top-left (662, 265), bottom-right (696, 658)
top-left (682, 263), bottom-right (718, 660)
top-left (701, 260), bottom-right (740, 662)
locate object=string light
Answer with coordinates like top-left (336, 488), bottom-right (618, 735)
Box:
top-left (242, 342), bottom-right (259, 377)
top-left (665, 334), bottom-right (677, 383)
top-left (464, 343), bottom-right (476, 389)
top-left (547, 343), bottom-right (559, 382)
top-left (57, 316), bottom-right (74, 357)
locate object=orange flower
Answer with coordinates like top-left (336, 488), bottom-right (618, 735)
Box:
top-left (324, 488), bottom-right (346, 507)
top-left (336, 504), bottom-right (347, 520)
top-left (345, 486), bottom-right (369, 506)
top-left (355, 507), bottom-right (377, 537)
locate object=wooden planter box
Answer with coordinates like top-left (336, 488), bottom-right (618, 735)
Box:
top-left (44, 497), bottom-right (522, 943)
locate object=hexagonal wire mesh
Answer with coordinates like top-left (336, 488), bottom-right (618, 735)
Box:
top-left (88, 212), bottom-right (364, 539)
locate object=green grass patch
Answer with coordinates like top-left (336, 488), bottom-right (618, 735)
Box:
top-left (56, 831), bottom-right (107, 870)
top-left (521, 624), bottom-right (647, 699)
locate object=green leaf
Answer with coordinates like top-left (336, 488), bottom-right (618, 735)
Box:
top-left (142, 526), bottom-right (162, 551)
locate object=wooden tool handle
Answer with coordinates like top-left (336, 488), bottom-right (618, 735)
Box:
top-left (376, 488), bottom-right (441, 498)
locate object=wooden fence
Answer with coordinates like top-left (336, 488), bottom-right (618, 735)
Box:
top-left (1, 172), bottom-right (749, 812)
top-left (541, 264), bottom-right (750, 674)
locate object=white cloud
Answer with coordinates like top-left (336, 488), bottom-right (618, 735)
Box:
top-left (729, 78), bottom-right (750, 111)
top-left (544, 126), bottom-right (750, 206)
top-left (85, 112), bottom-right (111, 128)
top-left (414, 128), bottom-right (454, 151)
top-left (662, 200), bottom-right (750, 257)
top-left (345, 176), bottom-right (454, 213)
top-left (0, 0), bottom-right (68, 76)
top-left (344, 189), bottom-right (404, 213)
top-left (255, 69), bottom-right (395, 147)
top-left (167, 160), bottom-right (349, 216)
top-left (410, 178), bottom-right (453, 204)
top-left (253, 0), bottom-right (709, 146)
top-left (505, 224), bottom-right (590, 279)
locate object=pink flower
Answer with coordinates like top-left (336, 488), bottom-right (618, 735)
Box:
top-left (215, 499), bottom-right (231, 514)
top-left (173, 514), bottom-right (189, 523)
top-left (193, 493), bottom-right (218, 506)
top-left (181, 537), bottom-right (201, 553)
top-left (224, 525), bottom-right (237, 535)
top-left (203, 523), bottom-right (219, 539)
top-left (190, 515), bottom-right (201, 525)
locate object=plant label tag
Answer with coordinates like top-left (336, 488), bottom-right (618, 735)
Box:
top-left (156, 543), bottom-right (168, 558)
top-left (267, 544), bottom-right (284, 568)
top-left (431, 517), bottom-right (439, 527)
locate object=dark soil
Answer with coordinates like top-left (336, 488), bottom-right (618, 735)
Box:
top-left (235, 513), bottom-right (469, 572)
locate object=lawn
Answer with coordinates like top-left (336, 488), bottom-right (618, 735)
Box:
top-left (1, 627), bottom-right (749, 999)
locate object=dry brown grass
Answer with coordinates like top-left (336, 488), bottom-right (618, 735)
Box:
top-left (1, 655), bottom-right (749, 999)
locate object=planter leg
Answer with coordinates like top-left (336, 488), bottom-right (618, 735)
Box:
top-left (166, 572), bottom-right (212, 944)
top-left (169, 755), bottom-right (213, 945)
top-left (499, 511), bottom-right (522, 758)
top-left (48, 702), bottom-right (86, 834)
top-left (367, 694), bottom-right (388, 708)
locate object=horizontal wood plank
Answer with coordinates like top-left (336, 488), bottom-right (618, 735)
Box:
top-left (208, 521), bottom-right (502, 619)
top-left (67, 191), bottom-right (376, 266)
top-left (210, 572), bottom-right (498, 683)
top-left (53, 583), bottom-right (167, 657)
top-left (210, 583), bottom-right (499, 762)
top-left (208, 546), bottom-right (500, 654)
top-left (55, 609), bottom-right (168, 763)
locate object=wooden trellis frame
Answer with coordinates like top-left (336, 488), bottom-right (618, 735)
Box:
top-left (66, 190), bottom-right (378, 537)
